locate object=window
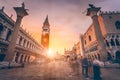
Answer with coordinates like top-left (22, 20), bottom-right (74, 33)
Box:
top-left (0, 23), bottom-right (4, 31)
top-left (115, 21), bottom-right (120, 30)
top-left (116, 35), bottom-right (119, 38)
top-left (106, 40), bottom-right (110, 47)
top-left (115, 39), bottom-right (120, 46)
top-left (84, 40), bottom-right (86, 45)
top-left (6, 29), bottom-right (12, 41)
top-left (109, 16), bottom-right (112, 19)
top-left (43, 29), bottom-right (48, 31)
top-left (110, 39), bottom-right (115, 46)
top-left (88, 35), bottom-right (92, 41)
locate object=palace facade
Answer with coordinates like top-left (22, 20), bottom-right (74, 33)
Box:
top-left (77, 5), bottom-right (120, 61)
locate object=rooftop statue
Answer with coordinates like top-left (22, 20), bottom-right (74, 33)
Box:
top-left (89, 4), bottom-right (95, 8)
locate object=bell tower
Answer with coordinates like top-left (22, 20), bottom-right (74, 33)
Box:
top-left (41, 15), bottom-right (50, 50)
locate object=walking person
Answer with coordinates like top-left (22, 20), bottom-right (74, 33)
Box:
top-left (92, 58), bottom-right (103, 80)
top-left (88, 58), bottom-right (92, 74)
top-left (81, 57), bottom-right (89, 78)
top-left (69, 54), bottom-right (80, 76)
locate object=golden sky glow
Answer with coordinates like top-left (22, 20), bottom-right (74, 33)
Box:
top-left (1, 0), bottom-right (120, 54)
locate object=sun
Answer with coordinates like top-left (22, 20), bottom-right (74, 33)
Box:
top-left (47, 49), bottom-right (55, 58)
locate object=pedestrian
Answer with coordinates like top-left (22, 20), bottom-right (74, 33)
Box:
top-left (8, 61), bottom-right (11, 69)
top-left (81, 57), bottom-right (89, 78)
top-left (69, 54), bottom-right (80, 76)
top-left (92, 58), bottom-right (103, 80)
top-left (88, 58), bottom-right (92, 74)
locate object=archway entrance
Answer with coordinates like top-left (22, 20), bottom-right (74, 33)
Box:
top-left (97, 54), bottom-right (101, 60)
top-left (0, 54), bottom-right (5, 61)
top-left (15, 52), bottom-right (19, 63)
top-left (107, 52), bottom-right (112, 61)
top-left (66, 55), bottom-right (70, 61)
top-left (116, 51), bottom-right (120, 61)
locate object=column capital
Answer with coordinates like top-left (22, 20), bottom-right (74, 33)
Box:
top-left (13, 3), bottom-right (28, 18)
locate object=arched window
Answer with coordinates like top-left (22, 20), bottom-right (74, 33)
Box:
top-left (115, 39), bottom-right (120, 46)
top-left (106, 40), bottom-right (109, 47)
top-left (88, 35), bottom-right (92, 41)
top-left (0, 23), bottom-right (4, 35)
top-left (115, 21), bottom-right (120, 30)
top-left (110, 39), bottom-right (115, 46)
top-left (84, 40), bottom-right (86, 45)
top-left (107, 52), bottom-right (112, 61)
top-left (15, 52), bottom-right (19, 63)
top-left (6, 29), bottom-right (12, 41)
top-left (116, 51), bottom-right (120, 62)
top-left (97, 54), bottom-right (101, 60)
top-left (0, 23), bottom-right (4, 30)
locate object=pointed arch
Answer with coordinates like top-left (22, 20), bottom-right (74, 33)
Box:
top-left (110, 39), bottom-right (115, 46)
top-left (115, 21), bottom-right (120, 29)
top-left (116, 51), bottom-right (120, 60)
top-left (105, 40), bottom-right (109, 47)
top-left (115, 39), bottom-right (120, 46)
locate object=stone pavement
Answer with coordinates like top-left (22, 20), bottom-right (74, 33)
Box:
top-left (0, 60), bottom-right (120, 80)
top-left (101, 67), bottom-right (120, 80)
top-left (0, 60), bottom-right (84, 80)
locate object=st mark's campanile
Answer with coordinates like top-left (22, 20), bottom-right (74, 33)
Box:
top-left (41, 15), bottom-right (50, 50)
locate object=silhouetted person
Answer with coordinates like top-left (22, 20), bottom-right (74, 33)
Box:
top-left (93, 58), bottom-right (103, 80)
top-left (69, 54), bottom-right (79, 76)
top-left (88, 58), bottom-right (92, 74)
top-left (81, 57), bottom-right (89, 78)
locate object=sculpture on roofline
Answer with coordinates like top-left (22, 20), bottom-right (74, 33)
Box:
top-left (89, 4), bottom-right (95, 8)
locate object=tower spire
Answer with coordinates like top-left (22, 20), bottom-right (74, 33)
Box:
top-left (44, 15), bottom-right (49, 26)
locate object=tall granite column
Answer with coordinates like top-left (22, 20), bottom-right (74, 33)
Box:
top-left (4, 3), bottom-right (28, 61)
top-left (86, 4), bottom-right (107, 61)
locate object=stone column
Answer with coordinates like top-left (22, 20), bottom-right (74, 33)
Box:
top-left (12, 52), bottom-right (17, 62)
top-left (24, 55), bottom-right (27, 62)
top-left (86, 4), bottom-right (107, 61)
top-left (27, 56), bottom-right (30, 63)
top-left (16, 36), bottom-right (20, 45)
top-left (79, 34), bottom-right (85, 56)
top-left (25, 56), bottom-right (28, 62)
top-left (114, 36), bottom-right (117, 48)
top-left (22, 54), bottom-right (26, 63)
top-left (4, 3), bottom-right (28, 61)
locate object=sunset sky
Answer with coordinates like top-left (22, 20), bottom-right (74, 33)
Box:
top-left (0, 0), bottom-right (120, 54)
